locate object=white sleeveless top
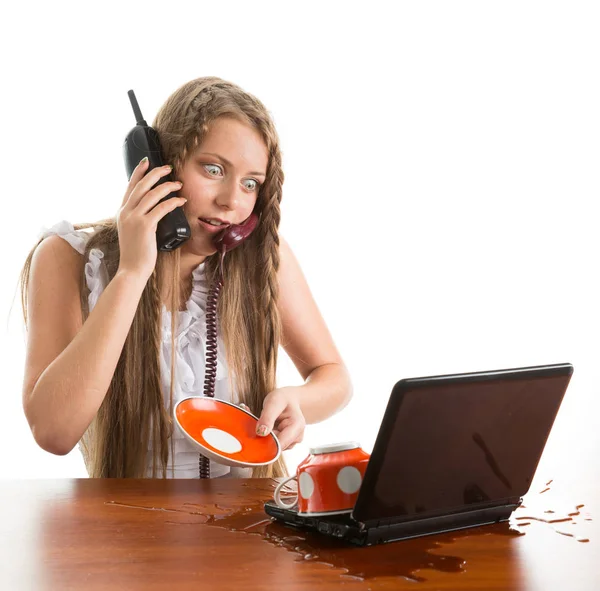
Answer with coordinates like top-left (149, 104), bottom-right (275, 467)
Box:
top-left (39, 220), bottom-right (252, 479)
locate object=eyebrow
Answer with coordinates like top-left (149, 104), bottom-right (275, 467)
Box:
top-left (199, 152), bottom-right (266, 178)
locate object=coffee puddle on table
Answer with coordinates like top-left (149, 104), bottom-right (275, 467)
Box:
top-left (177, 497), bottom-right (475, 582)
top-left (105, 478), bottom-right (592, 582)
top-left (105, 480), bottom-right (501, 582)
top-left (510, 479), bottom-right (592, 543)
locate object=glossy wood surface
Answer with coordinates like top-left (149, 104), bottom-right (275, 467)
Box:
top-left (0, 476), bottom-right (597, 590)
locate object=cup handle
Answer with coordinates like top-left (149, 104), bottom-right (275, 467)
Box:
top-left (274, 475), bottom-right (298, 509)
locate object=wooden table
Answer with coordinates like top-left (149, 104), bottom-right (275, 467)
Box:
top-left (1, 477), bottom-right (597, 590)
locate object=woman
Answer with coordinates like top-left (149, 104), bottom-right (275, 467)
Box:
top-left (20, 76), bottom-right (352, 479)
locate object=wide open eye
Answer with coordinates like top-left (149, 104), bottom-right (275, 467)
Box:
top-left (243, 179), bottom-right (260, 191)
top-left (204, 164), bottom-right (222, 176)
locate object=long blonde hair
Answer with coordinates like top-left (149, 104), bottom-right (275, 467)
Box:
top-left (20, 77), bottom-right (288, 479)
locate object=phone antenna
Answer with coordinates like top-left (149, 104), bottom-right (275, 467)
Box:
top-left (127, 89), bottom-right (147, 126)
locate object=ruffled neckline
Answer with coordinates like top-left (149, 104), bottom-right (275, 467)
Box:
top-left (160, 259), bottom-right (228, 383)
top-left (161, 260), bottom-right (209, 315)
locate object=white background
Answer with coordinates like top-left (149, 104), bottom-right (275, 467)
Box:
top-left (1, 1), bottom-right (599, 493)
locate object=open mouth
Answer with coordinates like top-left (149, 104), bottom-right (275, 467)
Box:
top-left (199, 218), bottom-right (231, 233)
top-left (199, 217), bottom-right (230, 227)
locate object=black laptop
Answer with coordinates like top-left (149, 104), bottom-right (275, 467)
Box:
top-left (264, 363), bottom-right (573, 546)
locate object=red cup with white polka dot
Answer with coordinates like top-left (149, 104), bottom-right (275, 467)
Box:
top-left (273, 441), bottom-right (370, 516)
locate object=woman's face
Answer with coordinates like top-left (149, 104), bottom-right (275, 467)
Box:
top-left (175, 116), bottom-right (269, 258)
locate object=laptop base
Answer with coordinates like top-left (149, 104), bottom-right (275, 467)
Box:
top-left (264, 501), bottom-right (519, 546)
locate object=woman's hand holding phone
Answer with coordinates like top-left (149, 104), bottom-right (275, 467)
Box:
top-left (116, 158), bottom-right (186, 282)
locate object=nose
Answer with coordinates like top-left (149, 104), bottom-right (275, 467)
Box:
top-left (215, 178), bottom-right (242, 211)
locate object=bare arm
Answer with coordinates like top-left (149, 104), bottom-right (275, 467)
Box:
top-left (22, 235), bottom-right (148, 455)
top-left (23, 159), bottom-right (186, 455)
top-left (256, 236), bottom-right (353, 449)
top-left (277, 235), bottom-right (353, 422)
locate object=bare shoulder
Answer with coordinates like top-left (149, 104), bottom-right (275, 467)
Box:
top-left (23, 235), bottom-right (86, 399)
top-left (27, 234), bottom-right (86, 329)
top-left (278, 234), bottom-right (292, 270)
top-left (30, 234), bottom-right (85, 280)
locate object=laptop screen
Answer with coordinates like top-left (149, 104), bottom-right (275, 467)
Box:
top-left (353, 366), bottom-right (572, 524)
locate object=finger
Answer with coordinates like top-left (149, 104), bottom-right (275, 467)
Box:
top-left (274, 417), bottom-right (293, 432)
top-left (137, 181), bottom-right (183, 215)
top-left (273, 424), bottom-right (302, 451)
top-left (146, 197), bottom-right (187, 227)
top-left (256, 395), bottom-right (287, 436)
top-left (126, 165), bottom-right (174, 210)
top-left (122, 157), bottom-right (150, 207)
top-left (278, 433), bottom-right (297, 451)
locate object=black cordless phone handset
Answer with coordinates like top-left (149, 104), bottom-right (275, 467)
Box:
top-left (123, 89), bottom-right (191, 251)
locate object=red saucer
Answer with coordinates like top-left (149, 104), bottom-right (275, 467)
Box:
top-left (173, 397), bottom-right (281, 468)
